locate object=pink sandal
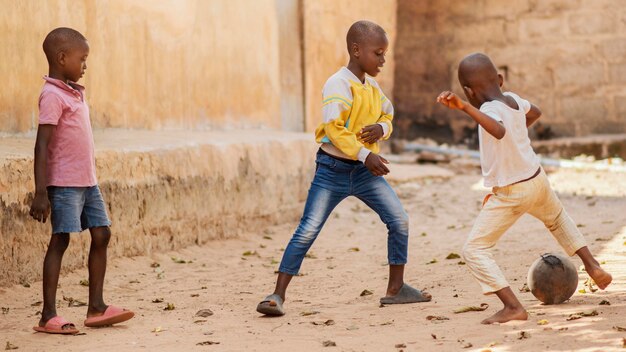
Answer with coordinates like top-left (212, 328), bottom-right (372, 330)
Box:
top-left (84, 305), bottom-right (134, 327)
top-left (33, 316), bottom-right (79, 335)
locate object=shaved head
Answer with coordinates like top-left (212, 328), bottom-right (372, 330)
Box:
top-left (43, 27), bottom-right (87, 65)
top-left (346, 20), bottom-right (386, 52)
top-left (458, 53), bottom-right (499, 89)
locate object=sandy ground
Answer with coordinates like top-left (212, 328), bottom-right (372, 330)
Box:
top-left (0, 164), bottom-right (625, 352)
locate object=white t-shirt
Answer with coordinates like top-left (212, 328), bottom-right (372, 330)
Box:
top-left (478, 92), bottom-right (541, 187)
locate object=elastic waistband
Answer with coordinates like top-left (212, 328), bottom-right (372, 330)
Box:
top-left (317, 148), bottom-right (361, 165)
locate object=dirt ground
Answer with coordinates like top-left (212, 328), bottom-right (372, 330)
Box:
top-left (0, 164), bottom-right (624, 352)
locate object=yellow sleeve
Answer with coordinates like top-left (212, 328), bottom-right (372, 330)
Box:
top-left (376, 93), bottom-right (394, 140)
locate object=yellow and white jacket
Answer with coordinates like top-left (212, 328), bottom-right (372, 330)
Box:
top-left (315, 67), bottom-right (394, 162)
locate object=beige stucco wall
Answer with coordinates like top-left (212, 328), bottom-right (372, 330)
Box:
top-left (0, 0), bottom-right (282, 132)
top-left (302, 0), bottom-right (397, 132)
top-left (394, 0), bottom-right (626, 141)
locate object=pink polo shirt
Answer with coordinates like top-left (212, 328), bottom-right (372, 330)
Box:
top-left (38, 76), bottom-right (97, 187)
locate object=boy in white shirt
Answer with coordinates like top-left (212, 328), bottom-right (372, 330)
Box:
top-left (437, 53), bottom-right (612, 324)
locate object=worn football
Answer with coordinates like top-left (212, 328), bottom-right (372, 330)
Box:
top-left (527, 253), bottom-right (578, 304)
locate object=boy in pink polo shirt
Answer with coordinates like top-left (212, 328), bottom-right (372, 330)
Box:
top-left (30, 27), bottom-right (134, 334)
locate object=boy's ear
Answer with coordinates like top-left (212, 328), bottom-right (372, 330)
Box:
top-left (57, 51), bottom-right (66, 66)
top-left (351, 42), bottom-right (360, 58)
top-left (498, 73), bottom-right (504, 88)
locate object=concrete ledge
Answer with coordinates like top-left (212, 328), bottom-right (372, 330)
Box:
top-left (0, 129), bottom-right (318, 286)
top-left (532, 134), bottom-right (626, 159)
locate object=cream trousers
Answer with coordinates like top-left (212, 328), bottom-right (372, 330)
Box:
top-left (463, 169), bottom-right (587, 294)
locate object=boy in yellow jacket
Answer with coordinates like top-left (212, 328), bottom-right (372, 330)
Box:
top-left (257, 20), bottom-right (431, 316)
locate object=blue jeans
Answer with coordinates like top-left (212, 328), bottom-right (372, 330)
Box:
top-left (278, 151), bottom-right (409, 275)
top-left (48, 185), bottom-right (112, 234)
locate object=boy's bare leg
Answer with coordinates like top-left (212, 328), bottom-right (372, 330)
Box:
top-left (273, 272), bottom-right (294, 301)
top-left (40, 233), bottom-right (70, 327)
top-left (576, 246), bottom-right (612, 289)
top-left (86, 226), bottom-right (110, 317)
top-left (482, 287), bottom-right (528, 324)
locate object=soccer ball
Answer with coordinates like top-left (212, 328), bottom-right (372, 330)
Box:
top-left (527, 253), bottom-right (578, 304)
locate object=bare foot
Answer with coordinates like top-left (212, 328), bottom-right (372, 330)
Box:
top-left (587, 266), bottom-right (612, 290)
top-left (481, 306), bottom-right (528, 325)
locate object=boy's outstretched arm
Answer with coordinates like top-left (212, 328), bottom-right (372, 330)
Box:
top-left (30, 124), bottom-right (55, 223)
top-left (436, 91), bottom-right (506, 140)
top-left (526, 104), bottom-right (542, 127)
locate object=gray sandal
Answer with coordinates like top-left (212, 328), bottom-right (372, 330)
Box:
top-left (256, 294), bottom-right (285, 316)
top-left (380, 283), bottom-right (432, 304)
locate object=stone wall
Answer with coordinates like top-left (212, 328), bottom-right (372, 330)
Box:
top-left (0, 130), bottom-right (317, 286)
top-left (394, 0), bottom-right (626, 142)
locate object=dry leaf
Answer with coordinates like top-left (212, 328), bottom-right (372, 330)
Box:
top-left (171, 257), bottom-right (188, 263)
top-left (300, 311), bottom-right (320, 316)
top-left (305, 253), bottom-right (317, 259)
top-left (457, 261), bottom-right (466, 265)
top-left (5, 341), bottom-right (18, 350)
top-left (150, 262), bottom-right (160, 268)
top-left (614, 326), bottom-right (626, 332)
top-left (519, 283), bottom-right (530, 292)
top-left (537, 319), bottom-right (549, 325)
top-left (190, 294), bottom-right (200, 298)
top-left (584, 278), bottom-right (598, 293)
top-left (322, 340), bottom-right (336, 347)
top-left (196, 341), bottom-right (220, 346)
top-left (395, 343), bottom-right (407, 348)
top-left (518, 331), bottom-right (530, 339)
top-left (63, 295), bottom-right (87, 307)
top-left (580, 310), bottom-right (599, 317)
top-left (454, 303), bottom-right (489, 314)
top-left (431, 334), bottom-right (437, 339)
top-left (426, 315), bottom-right (449, 321)
top-left (151, 298), bottom-right (164, 303)
top-left (348, 247), bottom-right (360, 252)
top-left (263, 235), bottom-right (273, 240)
top-left (567, 310), bottom-right (598, 320)
top-left (446, 253), bottom-right (461, 259)
top-left (360, 289), bottom-right (373, 296)
top-left (164, 303), bottom-right (175, 311)
top-left (151, 326), bottom-right (164, 333)
top-left (427, 259), bottom-right (438, 264)
top-left (79, 279), bottom-right (89, 286)
top-left (599, 300), bottom-right (611, 305)
top-left (195, 309), bottom-right (214, 317)
top-left (311, 319), bottom-right (335, 326)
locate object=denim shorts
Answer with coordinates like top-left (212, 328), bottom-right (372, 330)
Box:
top-left (47, 185), bottom-right (112, 234)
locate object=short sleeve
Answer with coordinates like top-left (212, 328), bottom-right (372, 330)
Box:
top-left (38, 91), bottom-right (64, 125)
top-left (479, 103), bottom-right (503, 123)
top-left (518, 96), bottom-right (531, 114)
top-left (506, 92), bottom-right (531, 114)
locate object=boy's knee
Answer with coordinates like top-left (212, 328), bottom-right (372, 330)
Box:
top-left (388, 213), bottom-right (409, 233)
top-left (462, 241), bottom-right (476, 262)
top-left (91, 226), bottom-right (111, 247)
top-left (50, 233), bottom-right (70, 252)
